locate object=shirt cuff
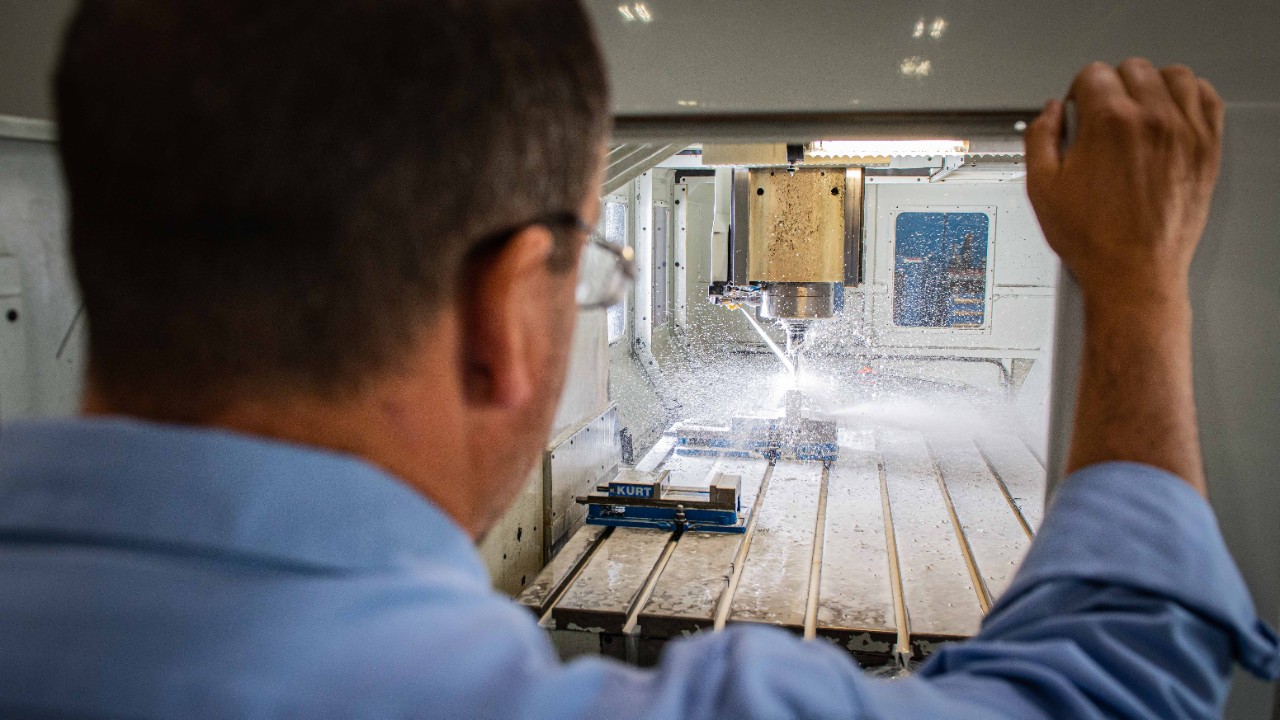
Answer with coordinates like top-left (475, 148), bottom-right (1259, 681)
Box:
top-left (995, 461), bottom-right (1280, 680)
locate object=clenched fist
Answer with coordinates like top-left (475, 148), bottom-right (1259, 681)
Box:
top-left (1025, 59), bottom-right (1224, 307)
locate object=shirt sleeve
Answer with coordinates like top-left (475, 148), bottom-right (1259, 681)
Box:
top-left (531, 462), bottom-right (1280, 720)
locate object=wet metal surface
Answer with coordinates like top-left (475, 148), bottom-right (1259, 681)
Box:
top-left (817, 445), bottom-right (897, 638)
top-left (516, 525), bottom-right (608, 618)
top-left (728, 460), bottom-right (823, 631)
top-left (974, 433), bottom-right (1046, 534)
top-left (553, 527), bottom-right (672, 634)
top-left (639, 532), bottom-right (743, 637)
top-left (928, 435), bottom-right (1032, 604)
top-left (878, 429), bottom-right (984, 638)
top-left (638, 458), bottom-right (770, 636)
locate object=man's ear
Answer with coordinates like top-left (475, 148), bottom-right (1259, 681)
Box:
top-left (459, 227), bottom-right (556, 409)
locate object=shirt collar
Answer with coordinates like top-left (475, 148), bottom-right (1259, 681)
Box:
top-left (0, 417), bottom-right (488, 580)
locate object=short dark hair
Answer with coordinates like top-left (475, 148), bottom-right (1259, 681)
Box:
top-left (55, 0), bottom-right (610, 416)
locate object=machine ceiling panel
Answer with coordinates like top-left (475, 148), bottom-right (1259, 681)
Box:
top-left (588, 0), bottom-right (1280, 115)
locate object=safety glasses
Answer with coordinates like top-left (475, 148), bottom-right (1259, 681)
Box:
top-left (474, 212), bottom-right (635, 310)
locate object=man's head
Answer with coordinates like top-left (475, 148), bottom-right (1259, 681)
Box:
top-left (56, 0), bottom-right (610, 536)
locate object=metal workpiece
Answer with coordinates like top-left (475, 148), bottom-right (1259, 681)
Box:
top-left (675, 414), bottom-right (839, 465)
top-left (783, 389), bottom-right (804, 423)
top-left (527, 425), bottom-right (1045, 666)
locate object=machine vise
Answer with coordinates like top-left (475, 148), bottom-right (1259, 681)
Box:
top-left (577, 469), bottom-right (747, 534)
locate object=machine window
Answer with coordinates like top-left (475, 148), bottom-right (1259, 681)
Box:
top-left (893, 211), bottom-right (990, 328)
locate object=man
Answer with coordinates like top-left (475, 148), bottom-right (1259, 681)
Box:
top-left (0, 0), bottom-right (1276, 717)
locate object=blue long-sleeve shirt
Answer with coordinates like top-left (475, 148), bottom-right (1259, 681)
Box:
top-left (0, 418), bottom-right (1275, 719)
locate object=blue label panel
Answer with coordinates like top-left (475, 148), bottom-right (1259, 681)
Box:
top-left (608, 483), bottom-right (655, 498)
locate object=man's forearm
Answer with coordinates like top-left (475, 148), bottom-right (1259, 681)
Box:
top-left (1025, 61), bottom-right (1222, 495)
top-left (1068, 290), bottom-right (1205, 493)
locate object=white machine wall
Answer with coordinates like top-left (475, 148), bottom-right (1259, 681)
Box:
top-left (549, 314), bottom-right (610, 438)
top-left (850, 179), bottom-right (1057, 437)
top-left (861, 180), bottom-right (1056, 358)
top-left (0, 135), bottom-right (84, 422)
top-left (859, 179), bottom-right (1056, 453)
top-left (605, 174), bottom-right (681, 456)
top-left (609, 169), bottom-right (789, 459)
top-left (679, 179), bottom-right (758, 347)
